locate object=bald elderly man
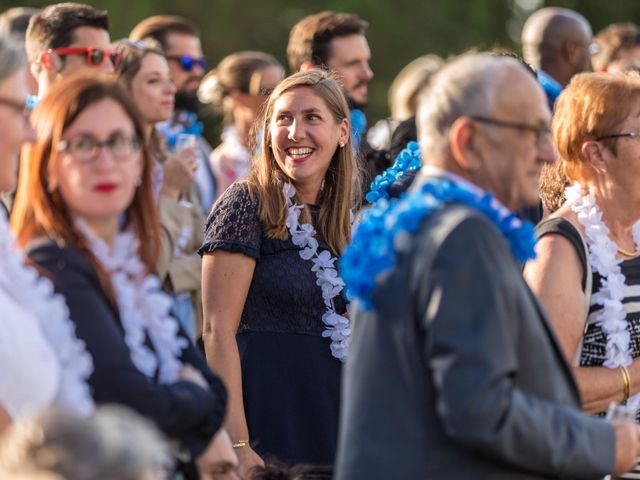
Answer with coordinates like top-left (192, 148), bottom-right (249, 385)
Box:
top-left (522, 7), bottom-right (594, 109)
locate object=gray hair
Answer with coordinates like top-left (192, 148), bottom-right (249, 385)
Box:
top-left (417, 53), bottom-right (520, 161)
top-left (0, 406), bottom-right (170, 480)
top-left (0, 34), bottom-right (25, 82)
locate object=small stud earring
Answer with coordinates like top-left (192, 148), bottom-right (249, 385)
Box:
top-left (339, 141), bottom-right (345, 148)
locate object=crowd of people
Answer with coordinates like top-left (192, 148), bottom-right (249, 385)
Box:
top-left (3, 2), bottom-right (640, 479)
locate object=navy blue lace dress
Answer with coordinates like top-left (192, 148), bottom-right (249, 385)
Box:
top-left (199, 182), bottom-right (345, 467)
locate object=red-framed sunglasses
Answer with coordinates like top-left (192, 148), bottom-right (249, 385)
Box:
top-left (46, 47), bottom-right (121, 68)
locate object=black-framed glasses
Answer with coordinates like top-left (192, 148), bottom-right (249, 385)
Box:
top-left (51, 47), bottom-right (121, 68)
top-left (166, 54), bottom-right (206, 72)
top-left (596, 132), bottom-right (640, 141)
top-left (57, 133), bottom-right (141, 163)
top-left (470, 115), bottom-right (552, 146)
top-left (0, 96), bottom-right (31, 122)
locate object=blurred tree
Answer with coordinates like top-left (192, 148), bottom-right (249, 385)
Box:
top-left (1, 0), bottom-right (639, 143)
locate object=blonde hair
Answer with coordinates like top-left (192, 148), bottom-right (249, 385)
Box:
top-left (389, 55), bottom-right (443, 121)
top-left (245, 69), bottom-right (360, 254)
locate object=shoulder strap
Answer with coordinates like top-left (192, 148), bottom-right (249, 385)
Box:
top-left (536, 217), bottom-right (588, 291)
top-left (535, 217), bottom-right (592, 367)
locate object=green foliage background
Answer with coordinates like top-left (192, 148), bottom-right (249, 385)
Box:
top-left (3, 0), bottom-right (640, 141)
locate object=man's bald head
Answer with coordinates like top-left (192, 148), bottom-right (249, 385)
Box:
top-left (521, 7), bottom-right (593, 84)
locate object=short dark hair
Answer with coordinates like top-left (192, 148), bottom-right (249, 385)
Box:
top-left (129, 15), bottom-right (199, 52)
top-left (25, 2), bottom-right (108, 64)
top-left (287, 11), bottom-right (368, 72)
top-left (0, 7), bottom-right (40, 40)
top-left (593, 22), bottom-right (640, 70)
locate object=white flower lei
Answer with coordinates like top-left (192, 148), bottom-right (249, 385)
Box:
top-left (283, 184), bottom-right (350, 361)
top-left (566, 182), bottom-right (640, 408)
top-left (76, 220), bottom-right (187, 383)
top-left (0, 212), bottom-right (94, 416)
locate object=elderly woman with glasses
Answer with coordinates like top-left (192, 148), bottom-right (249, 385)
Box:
top-left (11, 73), bottom-right (233, 479)
top-left (525, 72), bottom-right (640, 454)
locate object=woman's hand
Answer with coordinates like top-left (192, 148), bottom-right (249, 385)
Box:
top-left (236, 444), bottom-right (264, 479)
top-left (160, 147), bottom-right (197, 200)
top-left (178, 364), bottom-right (209, 390)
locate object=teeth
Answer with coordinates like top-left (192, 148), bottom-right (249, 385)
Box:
top-left (288, 147), bottom-right (313, 159)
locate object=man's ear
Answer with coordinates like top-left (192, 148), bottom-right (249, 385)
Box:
top-left (449, 117), bottom-right (480, 172)
top-left (38, 50), bottom-right (62, 74)
top-left (562, 40), bottom-right (581, 67)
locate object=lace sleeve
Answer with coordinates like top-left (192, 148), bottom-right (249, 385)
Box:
top-left (198, 182), bottom-right (261, 259)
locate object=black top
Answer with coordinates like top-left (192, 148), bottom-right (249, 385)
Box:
top-left (199, 182), bottom-right (346, 334)
top-left (535, 217), bottom-right (640, 430)
top-left (27, 241), bottom-right (227, 459)
top-left (536, 217), bottom-right (588, 290)
top-left (199, 182), bottom-right (344, 466)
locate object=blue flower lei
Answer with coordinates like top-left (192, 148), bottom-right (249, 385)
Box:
top-left (341, 178), bottom-right (537, 310)
top-left (365, 141), bottom-right (422, 204)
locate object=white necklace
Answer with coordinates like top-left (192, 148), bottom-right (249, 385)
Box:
top-left (76, 220), bottom-right (187, 383)
top-left (283, 184), bottom-right (350, 361)
top-left (566, 183), bottom-right (640, 407)
top-left (0, 212), bottom-right (94, 415)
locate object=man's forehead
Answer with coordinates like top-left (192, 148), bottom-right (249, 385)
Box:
top-left (495, 69), bottom-right (551, 123)
top-left (68, 26), bottom-right (111, 48)
top-left (327, 34), bottom-right (370, 65)
top-left (165, 32), bottom-right (202, 54)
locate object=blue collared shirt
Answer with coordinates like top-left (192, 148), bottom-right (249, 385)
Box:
top-left (537, 70), bottom-right (563, 111)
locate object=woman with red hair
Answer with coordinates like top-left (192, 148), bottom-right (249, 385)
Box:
top-left (11, 72), bottom-right (232, 479)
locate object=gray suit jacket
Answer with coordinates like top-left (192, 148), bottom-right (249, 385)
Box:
top-left (335, 196), bottom-right (615, 479)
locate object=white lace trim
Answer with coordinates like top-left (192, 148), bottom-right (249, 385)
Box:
top-left (76, 220), bottom-right (187, 383)
top-left (0, 212), bottom-right (94, 416)
top-left (283, 184), bottom-right (350, 361)
top-left (566, 183), bottom-right (640, 408)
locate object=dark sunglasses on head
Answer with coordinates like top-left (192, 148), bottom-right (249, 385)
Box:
top-left (166, 54), bottom-right (206, 72)
top-left (50, 47), bottom-right (121, 68)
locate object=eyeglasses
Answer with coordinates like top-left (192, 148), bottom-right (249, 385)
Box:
top-left (0, 96), bottom-right (32, 122)
top-left (597, 132), bottom-right (640, 141)
top-left (57, 133), bottom-right (141, 163)
top-left (51, 47), bottom-right (121, 68)
top-left (470, 115), bottom-right (552, 147)
top-left (166, 54), bottom-right (206, 72)
top-left (588, 42), bottom-right (601, 55)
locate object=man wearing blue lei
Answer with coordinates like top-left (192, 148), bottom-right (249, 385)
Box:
top-left (335, 53), bottom-right (640, 479)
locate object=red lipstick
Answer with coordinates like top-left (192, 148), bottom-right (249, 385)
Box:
top-left (94, 182), bottom-right (118, 193)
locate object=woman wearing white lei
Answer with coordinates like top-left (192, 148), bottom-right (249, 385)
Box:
top-left (11, 74), bottom-right (230, 479)
top-left (200, 70), bottom-right (357, 476)
top-left (525, 72), bottom-right (640, 436)
top-left (0, 36), bottom-right (93, 432)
